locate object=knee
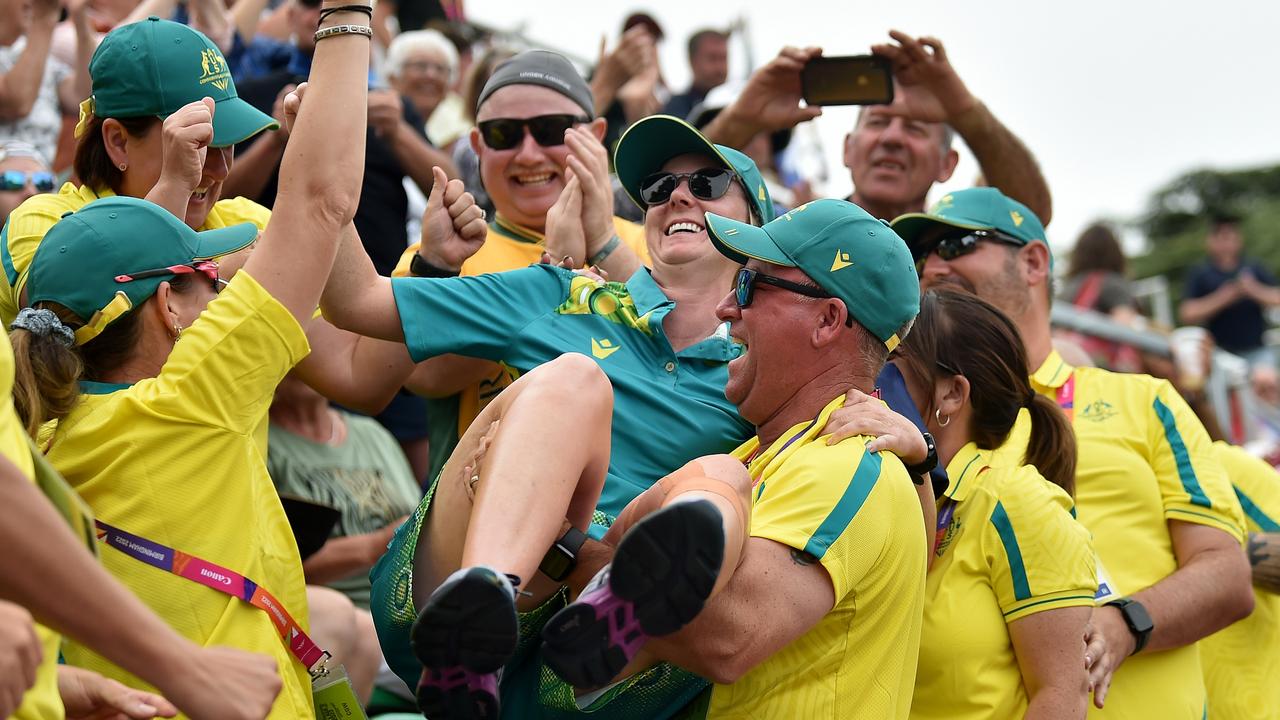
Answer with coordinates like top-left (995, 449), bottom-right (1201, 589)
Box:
top-left (530, 353), bottom-right (612, 414)
top-left (306, 585), bottom-right (359, 655)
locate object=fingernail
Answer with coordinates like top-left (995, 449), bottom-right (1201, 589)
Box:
top-left (136, 704), bottom-right (157, 714)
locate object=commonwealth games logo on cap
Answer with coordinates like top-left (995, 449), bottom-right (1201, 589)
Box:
top-left (198, 48), bottom-right (230, 91)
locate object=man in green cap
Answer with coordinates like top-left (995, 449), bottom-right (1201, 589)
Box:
top-left (894, 187), bottom-right (1254, 719)
top-left (540, 198), bottom-right (928, 719)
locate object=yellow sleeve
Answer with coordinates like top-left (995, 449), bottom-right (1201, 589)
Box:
top-left (1146, 380), bottom-right (1246, 540)
top-left (981, 467), bottom-right (1098, 622)
top-left (749, 440), bottom-right (890, 599)
top-left (1213, 442), bottom-right (1280, 533)
top-left (393, 242), bottom-right (420, 278)
top-left (1, 191), bottom-right (75, 326)
top-left (209, 196), bottom-right (272, 231)
top-left (141, 271), bottom-right (309, 434)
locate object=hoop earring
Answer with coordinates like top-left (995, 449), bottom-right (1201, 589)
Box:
top-left (935, 408), bottom-right (951, 427)
top-left (172, 322), bottom-right (183, 341)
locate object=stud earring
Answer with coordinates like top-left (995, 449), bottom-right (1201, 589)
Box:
top-left (118, 163), bottom-right (127, 171)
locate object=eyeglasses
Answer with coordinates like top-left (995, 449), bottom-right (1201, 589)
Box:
top-left (639, 168), bottom-right (735, 206)
top-left (921, 229), bottom-right (1025, 269)
top-left (401, 59), bottom-right (451, 76)
top-left (1, 170), bottom-right (55, 192)
top-left (476, 114), bottom-right (590, 150)
top-left (733, 267), bottom-right (832, 308)
top-left (115, 260), bottom-right (224, 293)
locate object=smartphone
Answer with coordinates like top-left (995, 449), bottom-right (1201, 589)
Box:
top-left (279, 494), bottom-right (342, 561)
top-left (801, 55), bottom-right (894, 106)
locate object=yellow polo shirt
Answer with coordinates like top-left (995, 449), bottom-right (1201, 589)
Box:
top-left (0, 182), bottom-right (271, 327)
top-left (911, 443), bottom-right (1096, 720)
top-left (994, 350), bottom-right (1246, 720)
top-left (1200, 442), bottom-right (1280, 719)
top-left (0, 330), bottom-right (61, 720)
top-left (49, 272), bottom-right (315, 720)
top-left (711, 394), bottom-right (926, 719)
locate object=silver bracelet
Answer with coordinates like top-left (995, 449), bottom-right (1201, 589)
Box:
top-left (313, 24), bottom-right (373, 42)
top-left (588, 234), bottom-right (622, 266)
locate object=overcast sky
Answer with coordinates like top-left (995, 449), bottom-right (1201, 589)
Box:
top-left (467, 0), bottom-right (1280, 258)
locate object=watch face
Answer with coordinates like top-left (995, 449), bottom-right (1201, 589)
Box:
top-left (539, 552), bottom-right (571, 581)
top-left (1125, 601), bottom-right (1154, 634)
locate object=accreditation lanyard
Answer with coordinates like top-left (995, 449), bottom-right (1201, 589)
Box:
top-left (94, 519), bottom-right (329, 676)
top-left (1056, 372), bottom-right (1076, 423)
top-left (932, 500), bottom-right (957, 556)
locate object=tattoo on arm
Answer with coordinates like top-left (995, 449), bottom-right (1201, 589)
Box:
top-left (1247, 532), bottom-right (1280, 594)
top-left (790, 548), bottom-right (818, 566)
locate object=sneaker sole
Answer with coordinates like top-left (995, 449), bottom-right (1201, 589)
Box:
top-left (412, 568), bottom-right (517, 719)
top-left (541, 499), bottom-right (725, 688)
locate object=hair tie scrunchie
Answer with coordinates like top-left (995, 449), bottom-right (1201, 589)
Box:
top-left (10, 307), bottom-right (75, 348)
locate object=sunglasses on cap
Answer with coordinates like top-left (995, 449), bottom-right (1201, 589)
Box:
top-left (115, 260), bottom-right (225, 293)
top-left (1, 170), bottom-right (55, 193)
top-left (917, 228), bottom-right (1026, 271)
top-left (476, 114), bottom-right (590, 150)
top-left (639, 167), bottom-right (735, 207)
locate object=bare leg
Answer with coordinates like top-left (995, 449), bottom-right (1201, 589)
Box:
top-left (305, 586), bottom-right (382, 701)
top-left (411, 353), bottom-right (613, 608)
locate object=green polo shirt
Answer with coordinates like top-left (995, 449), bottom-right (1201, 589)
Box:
top-left (390, 264), bottom-right (752, 522)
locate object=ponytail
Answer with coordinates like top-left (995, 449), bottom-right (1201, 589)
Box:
top-left (1023, 392), bottom-right (1076, 496)
top-left (10, 306), bottom-right (84, 439)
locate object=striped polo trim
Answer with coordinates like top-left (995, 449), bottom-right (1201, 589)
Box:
top-left (990, 500), bottom-right (1031, 601)
top-left (1234, 487), bottom-right (1280, 532)
top-left (1152, 397), bottom-right (1212, 508)
top-left (803, 449), bottom-right (881, 559)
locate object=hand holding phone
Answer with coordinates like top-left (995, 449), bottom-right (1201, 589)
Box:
top-left (801, 55), bottom-right (894, 106)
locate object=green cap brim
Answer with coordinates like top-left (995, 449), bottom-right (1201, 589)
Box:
top-left (890, 213), bottom-right (992, 263)
top-left (210, 96), bottom-right (279, 147)
top-left (705, 212), bottom-right (796, 267)
top-left (192, 221), bottom-right (260, 259)
top-left (614, 115), bottom-right (742, 211)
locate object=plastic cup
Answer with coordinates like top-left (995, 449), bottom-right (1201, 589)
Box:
top-left (1171, 327), bottom-right (1210, 391)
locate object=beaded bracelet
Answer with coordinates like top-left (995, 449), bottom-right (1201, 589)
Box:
top-left (313, 23), bottom-right (373, 42)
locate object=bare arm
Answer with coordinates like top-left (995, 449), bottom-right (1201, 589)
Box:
top-left (1178, 282), bottom-right (1242, 326)
top-left (645, 536), bottom-right (834, 683)
top-left (228, 0), bottom-right (270, 44)
top-left (220, 131), bottom-right (284, 200)
top-left (0, 10), bottom-right (56, 120)
top-left (871, 31), bottom-right (1052, 224)
top-left (1095, 521), bottom-right (1252, 661)
top-left (56, 0), bottom-right (92, 114)
top-left (1010, 606), bottom-right (1091, 720)
top-left (187, 0), bottom-right (234, 51)
top-left (293, 315), bottom-right (415, 413)
top-left (242, 5), bottom-right (370, 322)
top-left (702, 46), bottom-right (824, 149)
top-left (302, 521), bottom-right (401, 585)
top-left (0, 455), bottom-right (281, 719)
top-left (1246, 531), bottom-right (1280, 593)
top-left (122, 0), bottom-right (178, 27)
top-left (405, 355), bottom-right (499, 398)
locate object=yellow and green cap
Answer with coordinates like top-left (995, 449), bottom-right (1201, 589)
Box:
top-left (891, 187), bottom-right (1050, 267)
top-left (27, 196), bottom-right (258, 345)
top-left (706, 198), bottom-right (919, 350)
top-left (614, 114), bottom-right (775, 223)
top-left (79, 17), bottom-right (278, 147)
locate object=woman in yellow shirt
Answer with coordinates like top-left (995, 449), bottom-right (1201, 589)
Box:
top-left (894, 288), bottom-right (1098, 720)
top-left (6, 5), bottom-right (376, 717)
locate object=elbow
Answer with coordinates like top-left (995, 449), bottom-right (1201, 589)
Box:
top-left (1222, 547), bottom-right (1256, 624)
top-left (674, 634), bottom-right (757, 685)
top-left (0, 99), bottom-right (35, 122)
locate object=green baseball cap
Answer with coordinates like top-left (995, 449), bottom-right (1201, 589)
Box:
top-left (706, 198), bottom-right (919, 350)
top-left (27, 196), bottom-right (258, 345)
top-left (890, 187), bottom-right (1050, 266)
top-left (614, 114), bottom-right (775, 224)
top-left (85, 18), bottom-right (278, 147)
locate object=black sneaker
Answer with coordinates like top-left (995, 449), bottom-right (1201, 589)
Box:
top-left (412, 566), bottom-right (518, 719)
top-left (540, 499), bottom-right (725, 688)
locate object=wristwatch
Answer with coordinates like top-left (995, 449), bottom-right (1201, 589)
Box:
top-left (409, 253), bottom-right (459, 278)
top-left (1105, 597), bottom-right (1154, 655)
top-left (538, 526), bottom-right (588, 582)
top-left (903, 431), bottom-right (937, 484)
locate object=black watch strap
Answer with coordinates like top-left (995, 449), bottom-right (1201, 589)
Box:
top-left (538, 525), bottom-right (588, 582)
top-left (1106, 597), bottom-right (1154, 655)
top-left (903, 431), bottom-right (937, 484)
top-left (409, 253), bottom-right (460, 278)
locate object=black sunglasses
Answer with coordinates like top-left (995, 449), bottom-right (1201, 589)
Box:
top-left (733, 267), bottom-right (833, 307)
top-left (639, 168), bottom-right (735, 206)
top-left (919, 229), bottom-right (1025, 271)
top-left (476, 114), bottom-right (590, 150)
top-left (2, 170), bottom-right (55, 192)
